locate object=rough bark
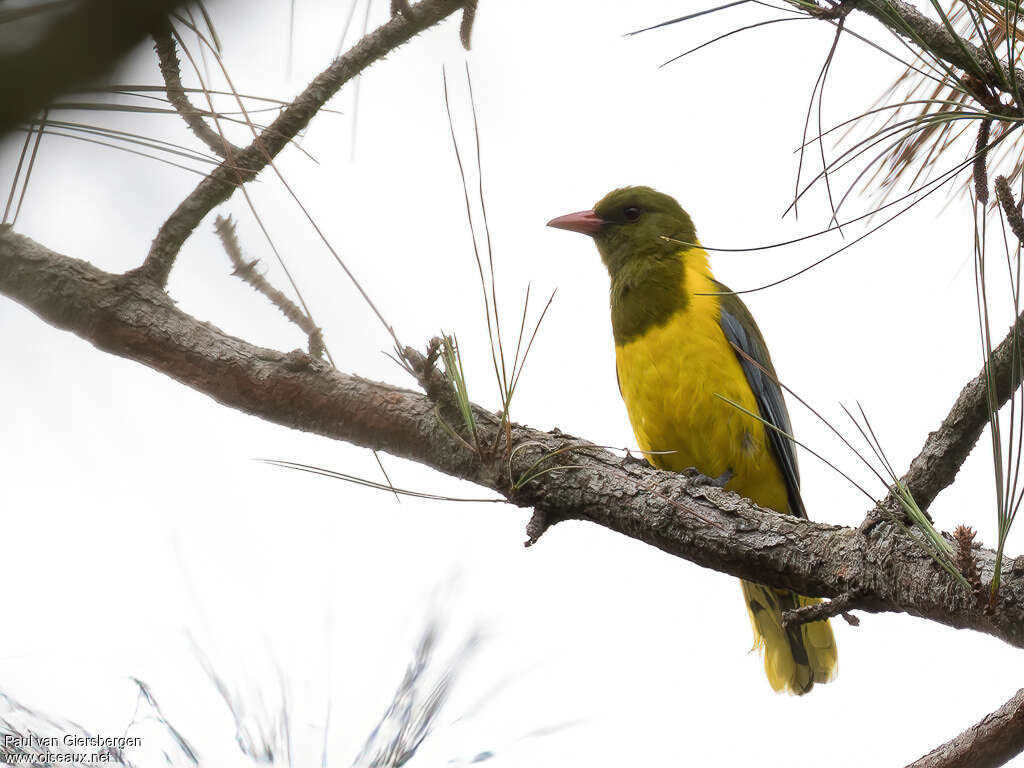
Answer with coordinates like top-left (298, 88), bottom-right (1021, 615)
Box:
top-left (855, 0), bottom-right (1024, 102)
top-left (906, 688), bottom-right (1024, 768)
top-left (7, 3), bottom-right (1024, 766)
top-left (899, 310), bottom-right (1024, 512)
top-left (5, 227), bottom-right (1024, 650)
top-left (152, 19), bottom-right (241, 160)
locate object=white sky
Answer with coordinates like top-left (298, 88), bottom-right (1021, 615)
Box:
top-left (3, 0), bottom-right (1024, 765)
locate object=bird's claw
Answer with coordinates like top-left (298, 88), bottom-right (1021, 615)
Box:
top-left (684, 467), bottom-right (734, 488)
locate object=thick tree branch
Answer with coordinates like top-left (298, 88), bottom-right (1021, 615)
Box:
top-left (892, 309), bottom-right (1024, 516)
top-left (7, 228), bottom-right (1024, 650)
top-left (136, 0), bottom-right (464, 287)
top-left (906, 687), bottom-right (1024, 768)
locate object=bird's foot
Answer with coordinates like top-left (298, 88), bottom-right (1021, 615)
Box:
top-left (683, 467), bottom-right (734, 488)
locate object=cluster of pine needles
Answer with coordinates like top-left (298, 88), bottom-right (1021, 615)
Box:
top-left (434, 65), bottom-right (556, 457)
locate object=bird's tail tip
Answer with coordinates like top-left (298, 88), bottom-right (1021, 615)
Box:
top-left (742, 582), bottom-right (838, 695)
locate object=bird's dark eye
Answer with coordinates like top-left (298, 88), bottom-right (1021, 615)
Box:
top-left (623, 206), bottom-right (641, 222)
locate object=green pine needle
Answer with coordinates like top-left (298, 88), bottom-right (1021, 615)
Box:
top-left (439, 333), bottom-right (477, 443)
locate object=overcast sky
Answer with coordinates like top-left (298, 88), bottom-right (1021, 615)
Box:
top-left (3, 0), bottom-right (1023, 766)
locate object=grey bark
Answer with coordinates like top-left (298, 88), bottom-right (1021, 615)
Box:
top-left (152, 19), bottom-right (242, 160)
top-left (907, 687), bottom-right (1024, 768)
top-left (6, 2), bottom-right (1024, 766)
top-left (856, 0), bottom-right (1024, 102)
top-left (4, 228), bottom-right (1024, 652)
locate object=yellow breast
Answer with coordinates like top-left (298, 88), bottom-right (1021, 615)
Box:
top-left (614, 248), bottom-right (790, 514)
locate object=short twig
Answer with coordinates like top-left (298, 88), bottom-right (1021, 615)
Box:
top-left (782, 592), bottom-right (865, 628)
top-left (213, 215), bottom-right (325, 359)
top-left (525, 508), bottom-right (555, 547)
top-left (153, 18), bottom-right (241, 160)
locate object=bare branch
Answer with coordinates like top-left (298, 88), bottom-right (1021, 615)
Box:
top-left (888, 309), bottom-right (1024, 517)
top-left (8, 228), bottom-right (1024, 651)
top-left (781, 592), bottom-right (866, 628)
top-left (213, 215), bottom-right (324, 359)
top-left (135, 0), bottom-right (464, 288)
top-left (152, 18), bottom-right (241, 159)
top-left (906, 687), bottom-right (1024, 768)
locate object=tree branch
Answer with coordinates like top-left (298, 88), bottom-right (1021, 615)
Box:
top-left (906, 687), bottom-right (1024, 768)
top-left (136, 0), bottom-right (464, 288)
top-left (213, 214), bottom-right (324, 359)
top-left (781, 591), bottom-right (865, 627)
top-left (8, 228), bottom-right (1024, 650)
top-left (890, 308), bottom-right (1024, 516)
top-left (152, 18), bottom-right (241, 159)
top-left (852, 0), bottom-right (1024, 105)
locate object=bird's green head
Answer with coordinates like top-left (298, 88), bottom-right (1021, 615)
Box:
top-left (548, 186), bottom-right (698, 345)
top-left (547, 186), bottom-right (697, 279)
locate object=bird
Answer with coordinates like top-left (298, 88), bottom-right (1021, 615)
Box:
top-left (547, 186), bottom-right (837, 695)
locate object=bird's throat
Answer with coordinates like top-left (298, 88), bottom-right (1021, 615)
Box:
top-left (609, 255), bottom-right (688, 346)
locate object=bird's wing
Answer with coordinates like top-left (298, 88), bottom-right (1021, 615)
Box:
top-left (714, 281), bottom-right (807, 519)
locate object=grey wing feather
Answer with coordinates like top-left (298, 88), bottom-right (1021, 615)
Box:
top-left (716, 292), bottom-right (807, 519)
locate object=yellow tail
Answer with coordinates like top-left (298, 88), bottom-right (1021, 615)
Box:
top-left (741, 580), bottom-right (837, 695)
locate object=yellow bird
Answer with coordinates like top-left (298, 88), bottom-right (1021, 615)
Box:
top-left (549, 186), bottom-right (837, 694)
